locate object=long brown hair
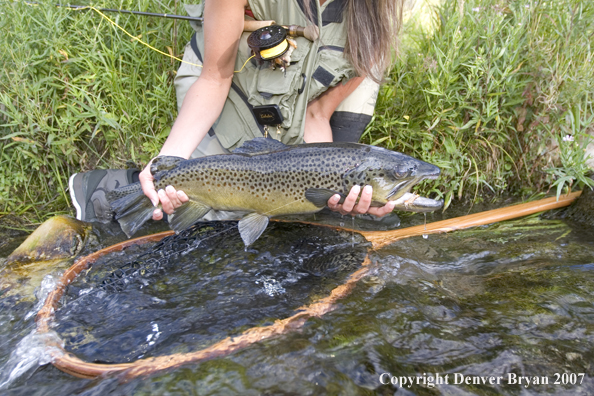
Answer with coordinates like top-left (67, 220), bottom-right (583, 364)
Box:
top-left (304, 0), bottom-right (404, 83)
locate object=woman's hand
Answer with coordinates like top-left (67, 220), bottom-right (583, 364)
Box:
top-left (327, 185), bottom-right (396, 217)
top-left (304, 78), bottom-right (393, 217)
top-left (139, 161), bottom-right (189, 221)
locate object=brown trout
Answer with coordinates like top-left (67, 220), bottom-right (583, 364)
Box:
top-left (108, 139), bottom-right (442, 245)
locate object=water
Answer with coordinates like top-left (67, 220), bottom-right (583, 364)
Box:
top-left (0, 213), bottom-right (593, 395)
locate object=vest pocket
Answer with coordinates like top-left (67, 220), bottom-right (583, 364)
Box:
top-left (308, 47), bottom-right (355, 100)
top-left (249, 37), bottom-right (311, 128)
top-left (256, 68), bottom-right (300, 96)
top-left (253, 37), bottom-right (309, 95)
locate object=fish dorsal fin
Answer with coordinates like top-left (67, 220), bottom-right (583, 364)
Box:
top-left (305, 188), bottom-right (346, 208)
top-left (233, 138), bottom-right (287, 155)
top-left (168, 200), bottom-right (211, 232)
top-left (238, 212), bottom-right (270, 246)
top-left (150, 156), bottom-right (186, 177)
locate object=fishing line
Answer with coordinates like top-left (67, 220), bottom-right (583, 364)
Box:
top-left (261, 199), bottom-right (300, 217)
top-left (20, 1), bottom-right (255, 73)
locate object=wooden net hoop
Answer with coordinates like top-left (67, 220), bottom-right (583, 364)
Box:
top-left (35, 192), bottom-right (581, 379)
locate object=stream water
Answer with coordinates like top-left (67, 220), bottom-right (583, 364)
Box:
top-left (0, 208), bottom-right (593, 395)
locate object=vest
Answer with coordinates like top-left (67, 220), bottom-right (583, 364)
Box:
top-left (185, 0), bottom-right (356, 150)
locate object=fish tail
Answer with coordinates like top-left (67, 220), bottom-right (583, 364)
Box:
top-left (107, 182), bottom-right (154, 237)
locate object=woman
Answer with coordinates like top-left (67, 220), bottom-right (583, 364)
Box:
top-left (70, 0), bottom-right (403, 223)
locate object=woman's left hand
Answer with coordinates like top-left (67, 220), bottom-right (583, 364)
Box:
top-left (327, 185), bottom-right (396, 217)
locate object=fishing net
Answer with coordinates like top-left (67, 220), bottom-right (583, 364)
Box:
top-left (97, 222), bottom-right (233, 293)
top-left (34, 192), bottom-right (581, 378)
top-left (53, 221), bottom-right (369, 364)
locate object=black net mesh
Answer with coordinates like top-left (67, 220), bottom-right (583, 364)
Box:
top-left (55, 221), bottom-right (369, 363)
top-left (99, 222), bottom-right (234, 293)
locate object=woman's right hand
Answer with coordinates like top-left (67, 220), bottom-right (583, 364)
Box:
top-left (139, 161), bottom-right (189, 220)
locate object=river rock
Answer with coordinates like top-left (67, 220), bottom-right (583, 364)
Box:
top-left (5, 215), bottom-right (90, 265)
top-left (559, 187), bottom-right (594, 226)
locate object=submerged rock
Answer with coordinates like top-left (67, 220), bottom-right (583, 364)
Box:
top-left (558, 187), bottom-right (594, 226)
top-left (2, 215), bottom-right (91, 299)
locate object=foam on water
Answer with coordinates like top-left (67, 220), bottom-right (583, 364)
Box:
top-left (0, 330), bottom-right (64, 389)
top-left (24, 274), bottom-right (59, 321)
top-left (0, 274), bottom-right (64, 389)
top-left (256, 276), bottom-right (287, 297)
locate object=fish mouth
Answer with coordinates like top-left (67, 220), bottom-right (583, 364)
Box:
top-left (386, 180), bottom-right (410, 200)
top-left (392, 192), bottom-right (443, 213)
top-left (386, 170), bottom-right (442, 212)
top-left (386, 173), bottom-right (439, 200)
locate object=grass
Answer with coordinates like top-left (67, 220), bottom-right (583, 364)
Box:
top-left (0, 0), bottom-right (190, 225)
top-left (1, 0), bottom-right (593, 225)
top-left (363, 0), bottom-right (594, 209)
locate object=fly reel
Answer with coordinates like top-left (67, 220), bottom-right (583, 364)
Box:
top-left (247, 25), bottom-right (290, 62)
top-left (247, 23), bottom-right (319, 70)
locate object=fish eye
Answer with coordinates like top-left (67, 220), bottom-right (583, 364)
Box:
top-left (392, 169), bottom-right (410, 179)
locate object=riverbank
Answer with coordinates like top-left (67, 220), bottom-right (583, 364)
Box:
top-left (1, 0), bottom-right (593, 226)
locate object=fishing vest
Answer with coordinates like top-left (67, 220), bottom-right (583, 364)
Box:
top-left (184, 0), bottom-right (364, 150)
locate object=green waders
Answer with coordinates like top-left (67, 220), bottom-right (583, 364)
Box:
top-left (174, 0), bottom-right (380, 158)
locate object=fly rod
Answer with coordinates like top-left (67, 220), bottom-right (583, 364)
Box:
top-left (23, 2), bottom-right (319, 38)
top-left (25, 2), bottom-right (204, 22)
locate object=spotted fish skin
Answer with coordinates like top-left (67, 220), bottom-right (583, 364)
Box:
top-left (109, 139), bottom-right (441, 245)
top-left (158, 146), bottom-right (355, 217)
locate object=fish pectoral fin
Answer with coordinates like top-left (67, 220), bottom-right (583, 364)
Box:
top-left (232, 137), bottom-right (287, 155)
top-left (168, 200), bottom-right (211, 232)
top-left (238, 213), bottom-right (270, 246)
top-left (305, 188), bottom-right (346, 208)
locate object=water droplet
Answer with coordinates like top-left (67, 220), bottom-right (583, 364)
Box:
top-left (422, 234), bottom-right (428, 239)
top-left (351, 216), bottom-right (355, 247)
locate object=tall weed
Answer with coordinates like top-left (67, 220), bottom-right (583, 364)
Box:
top-left (365, 0), bottom-right (594, 208)
top-left (0, 0), bottom-right (189, 223)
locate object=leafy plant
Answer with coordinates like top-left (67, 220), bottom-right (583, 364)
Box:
top-left (545, 104), bottom-right (594, 197)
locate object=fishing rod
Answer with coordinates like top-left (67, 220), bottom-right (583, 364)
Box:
top-left (22, 0), bottom-right (319, 71)
top-left (23, 2), bottom-right (319, 39)
top-left (25, 1), bottom-right (204, 22)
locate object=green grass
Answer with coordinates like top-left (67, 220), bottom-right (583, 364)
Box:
top-left (1, 0), bottom-right (593, 225)
top-left (0, 0), bottom-right (190, 224)
top-left (363, 0), bottom-right (594, 209)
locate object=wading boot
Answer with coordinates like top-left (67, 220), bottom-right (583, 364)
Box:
top-left (69, 169), bottom-right (139, 223)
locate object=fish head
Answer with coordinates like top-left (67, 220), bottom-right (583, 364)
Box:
top-left (352, 147), bottom-right (442, 211)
